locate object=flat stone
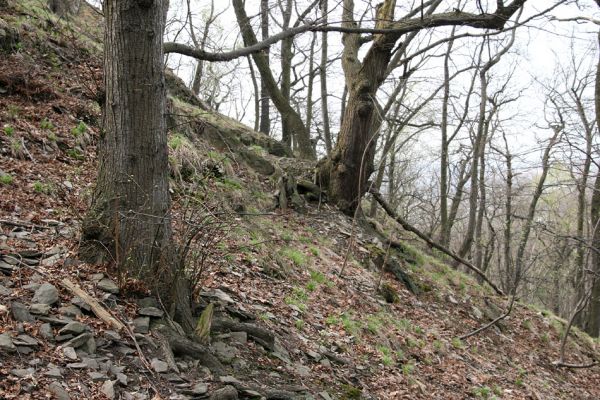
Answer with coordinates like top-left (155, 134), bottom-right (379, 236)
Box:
top-left (212, 341), bottom-right (237, 364)
top-left (16, 345), bottom-right (34, 354)
top-left (138, 307), bottom-right (163, 318)
top-left (151, 358), bottom-right (169, 373)
top-left (115, 372), bottom-right (128, 386)
top-left (63, 346), bottom-right (77, 360)
top-left (39, 323), bottom-right (54, 340)
top-left (210, 385), bottom-right (238, 400)
top-left (83, 336), bottom-right (97, 354)
top-left (32, 283), bottom-right (59, 305)
top-left (30, 303), bottom-right (51, 315)
top-left (137, 297), bottom-right (158, 308)
top-left (90, 273), bottom-right (104, 281)
top-left (229, 331), bottom-right (247, 344)
top-left (67, 362), bottom-right (88, 369)
top-left (97, 278), bottom-right (119, 294)
top-left (200, 288), bottom-right (234, 303)
top-left (45, 367), bottom-right (63, 378)
top-left (292, 363), bottom-right (310, 377)
top-left (192, 383), bottom-right (208, 395)
top-left (71, 296), bottom-right (91, 311)
top-left (88, 371), bottom-right (108, 381)
top-left (59, 305), bottom-right (83, 318)
top-left (0, 284), bottom-right (12, 296)
top-left (11, 302), bottom-right (34, 322)
top-left (0, 332), bottom-right (17, 352)
top-left (10, 368), bottom-right (33, 378)
top-left (55, 334), bottom-right (74, 342)
top-left (219, 376), bottom-right (242, 385)
top-left (132, 317), bottom-right (150, 334)
top-left (64, 333), bottom-right (92, 349)
top-left (104, 330), bottom-right (121, 342)
top-left (101, 380), bottom-right (115, 399)
top-left (38, 315), bottom-right (72, 325)
top-left (59, 321), bottom-right (88, 336)
top-left (48, 381), bottom-right (71, 400)
top-left (13, 334), bottom-right (39, 346)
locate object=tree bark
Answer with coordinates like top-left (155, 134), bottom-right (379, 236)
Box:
top-left (80, 0), bottom-right (193, 331)
top-left (586, 29), bottom-right (600, 336)
top-left (259, 0), bottom-right (271, 135)
top-left (319, 0), bottom-right (332, 154)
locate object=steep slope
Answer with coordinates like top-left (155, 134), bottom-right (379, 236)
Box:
top-left (0, 1), bottom-right (599, 400)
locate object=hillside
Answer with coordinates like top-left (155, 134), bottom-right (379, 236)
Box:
top-left (1, 1), bottom-right (599, 399)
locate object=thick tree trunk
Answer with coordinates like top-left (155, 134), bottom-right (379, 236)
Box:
top-left (280, 0), bottom-right (293, 147)
top-left (319, 0), bottom-right (332, 154)
top-left (80, 0), bottom-right (193, 331)
top-left (586, 30), bottom-right (600, 336)
top-left (259, 0), bottom-right (271, 135)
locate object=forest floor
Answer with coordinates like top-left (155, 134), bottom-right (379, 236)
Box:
top-left (1, 1), bottom-right (599, 399)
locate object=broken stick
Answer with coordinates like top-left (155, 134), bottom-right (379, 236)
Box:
top-left (61, 278), bottom-right (125, 331)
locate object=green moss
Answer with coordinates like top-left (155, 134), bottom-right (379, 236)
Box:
top-left (451, 337), bottom-right (464, 349)
top-left (281, 248), bottom-right (307, 267)
top-left (0, 174), bottom-right (13, 185)
top-left (3, 125), bottom-right (14, 136)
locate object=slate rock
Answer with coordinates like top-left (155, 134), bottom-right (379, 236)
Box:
top-left (83, 336), bottom-right (97, 354)
top-left (55, 334), bottom-right (74, 342)
top-left (45, 366), bottom-right (63, 378)
top-left (0, 284), bottom-right (11, 296)
top-left (115, 372), bottom-right (128, 386)
top-left (89, 371), bottom-right (109, 381)
top-left (30, 303), bottom-right (51, 315)
top-left (104, 330), bottom-right (121, 342)
top-left (212, 341), bottom-right (238, 364)
top-left (192, 383), bottom-right (208, 395)
top-left (11, 302), bottom-right (34, 322)
top-left (101, 380), bottom-right (115, 399)
top-left (209, 385), bottom-right (238, 400)
top-left (71, 296), bottom-right (91, 311)
top-left (39, 323), bottom-right (54, 340)
top-left (138, 307), bottom-right (163, 318)
top-left (59, 321), bottom-right (87, 336)
top-left (13, 334), bottom-right (39, 347)
top-left (151, 358), bottom-right (169, 373)
top-left (97, 278), bottom-right (119, 294)
top-left (59, 305), bottom-right (83, 318)
top-left (229, 331), bottom-right (247, 344)
top-left (32, 283), bottom-right (59, 305)
top-left (64, 333), bottom-right (92, 348)
top-left (132, 317), bottom-right (150, 334)
top-left (10, 368), bottom-right (33, 378)
top-left (1, 333), bottom-right (18, 353)
top-left (137, 297), bottom-right (159, 308)
top-left (48, 381), bottom-right (71, 400)
top-left (63, 346), bottom-right (77, 360)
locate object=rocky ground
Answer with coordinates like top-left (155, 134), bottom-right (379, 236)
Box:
top-left (1, 1), bottom-right (600, 399)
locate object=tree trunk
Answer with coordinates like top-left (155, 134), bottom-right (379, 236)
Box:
top-left (259, 0), bottom-right (271, 135)
top-left (319, 0), bottom-right (332, 154)
top-left (586, 30), bottom-right (600, 336)
top-left (80, 0), bottom-right (193, 331)
top-left (280, 0), bottom-right (293, 147)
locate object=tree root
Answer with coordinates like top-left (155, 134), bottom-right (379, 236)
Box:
top-left (212, 318), bottom-right (275, 351)
top-left (154, 325), bottom-right (224, 374)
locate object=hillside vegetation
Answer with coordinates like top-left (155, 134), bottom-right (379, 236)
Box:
top-left (0, 1), bottom-right (599, 399)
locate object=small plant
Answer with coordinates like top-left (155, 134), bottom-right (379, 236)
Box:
top-left (168, 133), bottom-right (185, 149)
top-left (451, 337), bottom-right (464, 349)
top-left (281, 248), bottom-right (307, 267)
top-left (325, 315), bottom-right (339, 325)
top-left (7, 105), bottom-right (20, 120)
top-left (401, 362), bottom-right (415, 375)
top-left (515, 367), bottom-right (527, 387)
top-left (71, 121), bottom-right (87, 137)
top-left (309, 246), bottom-right (320, 257)
top-left (0, 174), bottom-right (13, 185)
top-left (48, 132), bottom-right (57, 142)
top-left (341, 312), bottom-right (360, 336)
top-left (522, 319), bottom-right (532, 331)
top-left (309, 269), bottom-right (326, 284)
top-left (433, 339), bottom-right (444, 352)
top-left (66, 148), bottom-right (84, 160)
top-left (541, 332), bottom-right (550, 343)
top-left (414, 325), bottom-right (424, 335)
top-left (40, 118), bottom-right (54, 130)
top-left (306, 281), bottom-right (317, 292)
top-left (3, 125), bottom-right (14, 136)
top-left (377, 346), bottom-right (394, 366)
top-left (366, 315), bottom-right (383, 335)
top-left (393, 318), bottom-right (411, 331)
top-left (295, 319), bottom-right (305, 330)
top-left (492, 385), bottom-right (503, 396)
top-left (472, 386), bottom-right (492, 399)
top-left (33, 181), bottom-right (53, 194)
